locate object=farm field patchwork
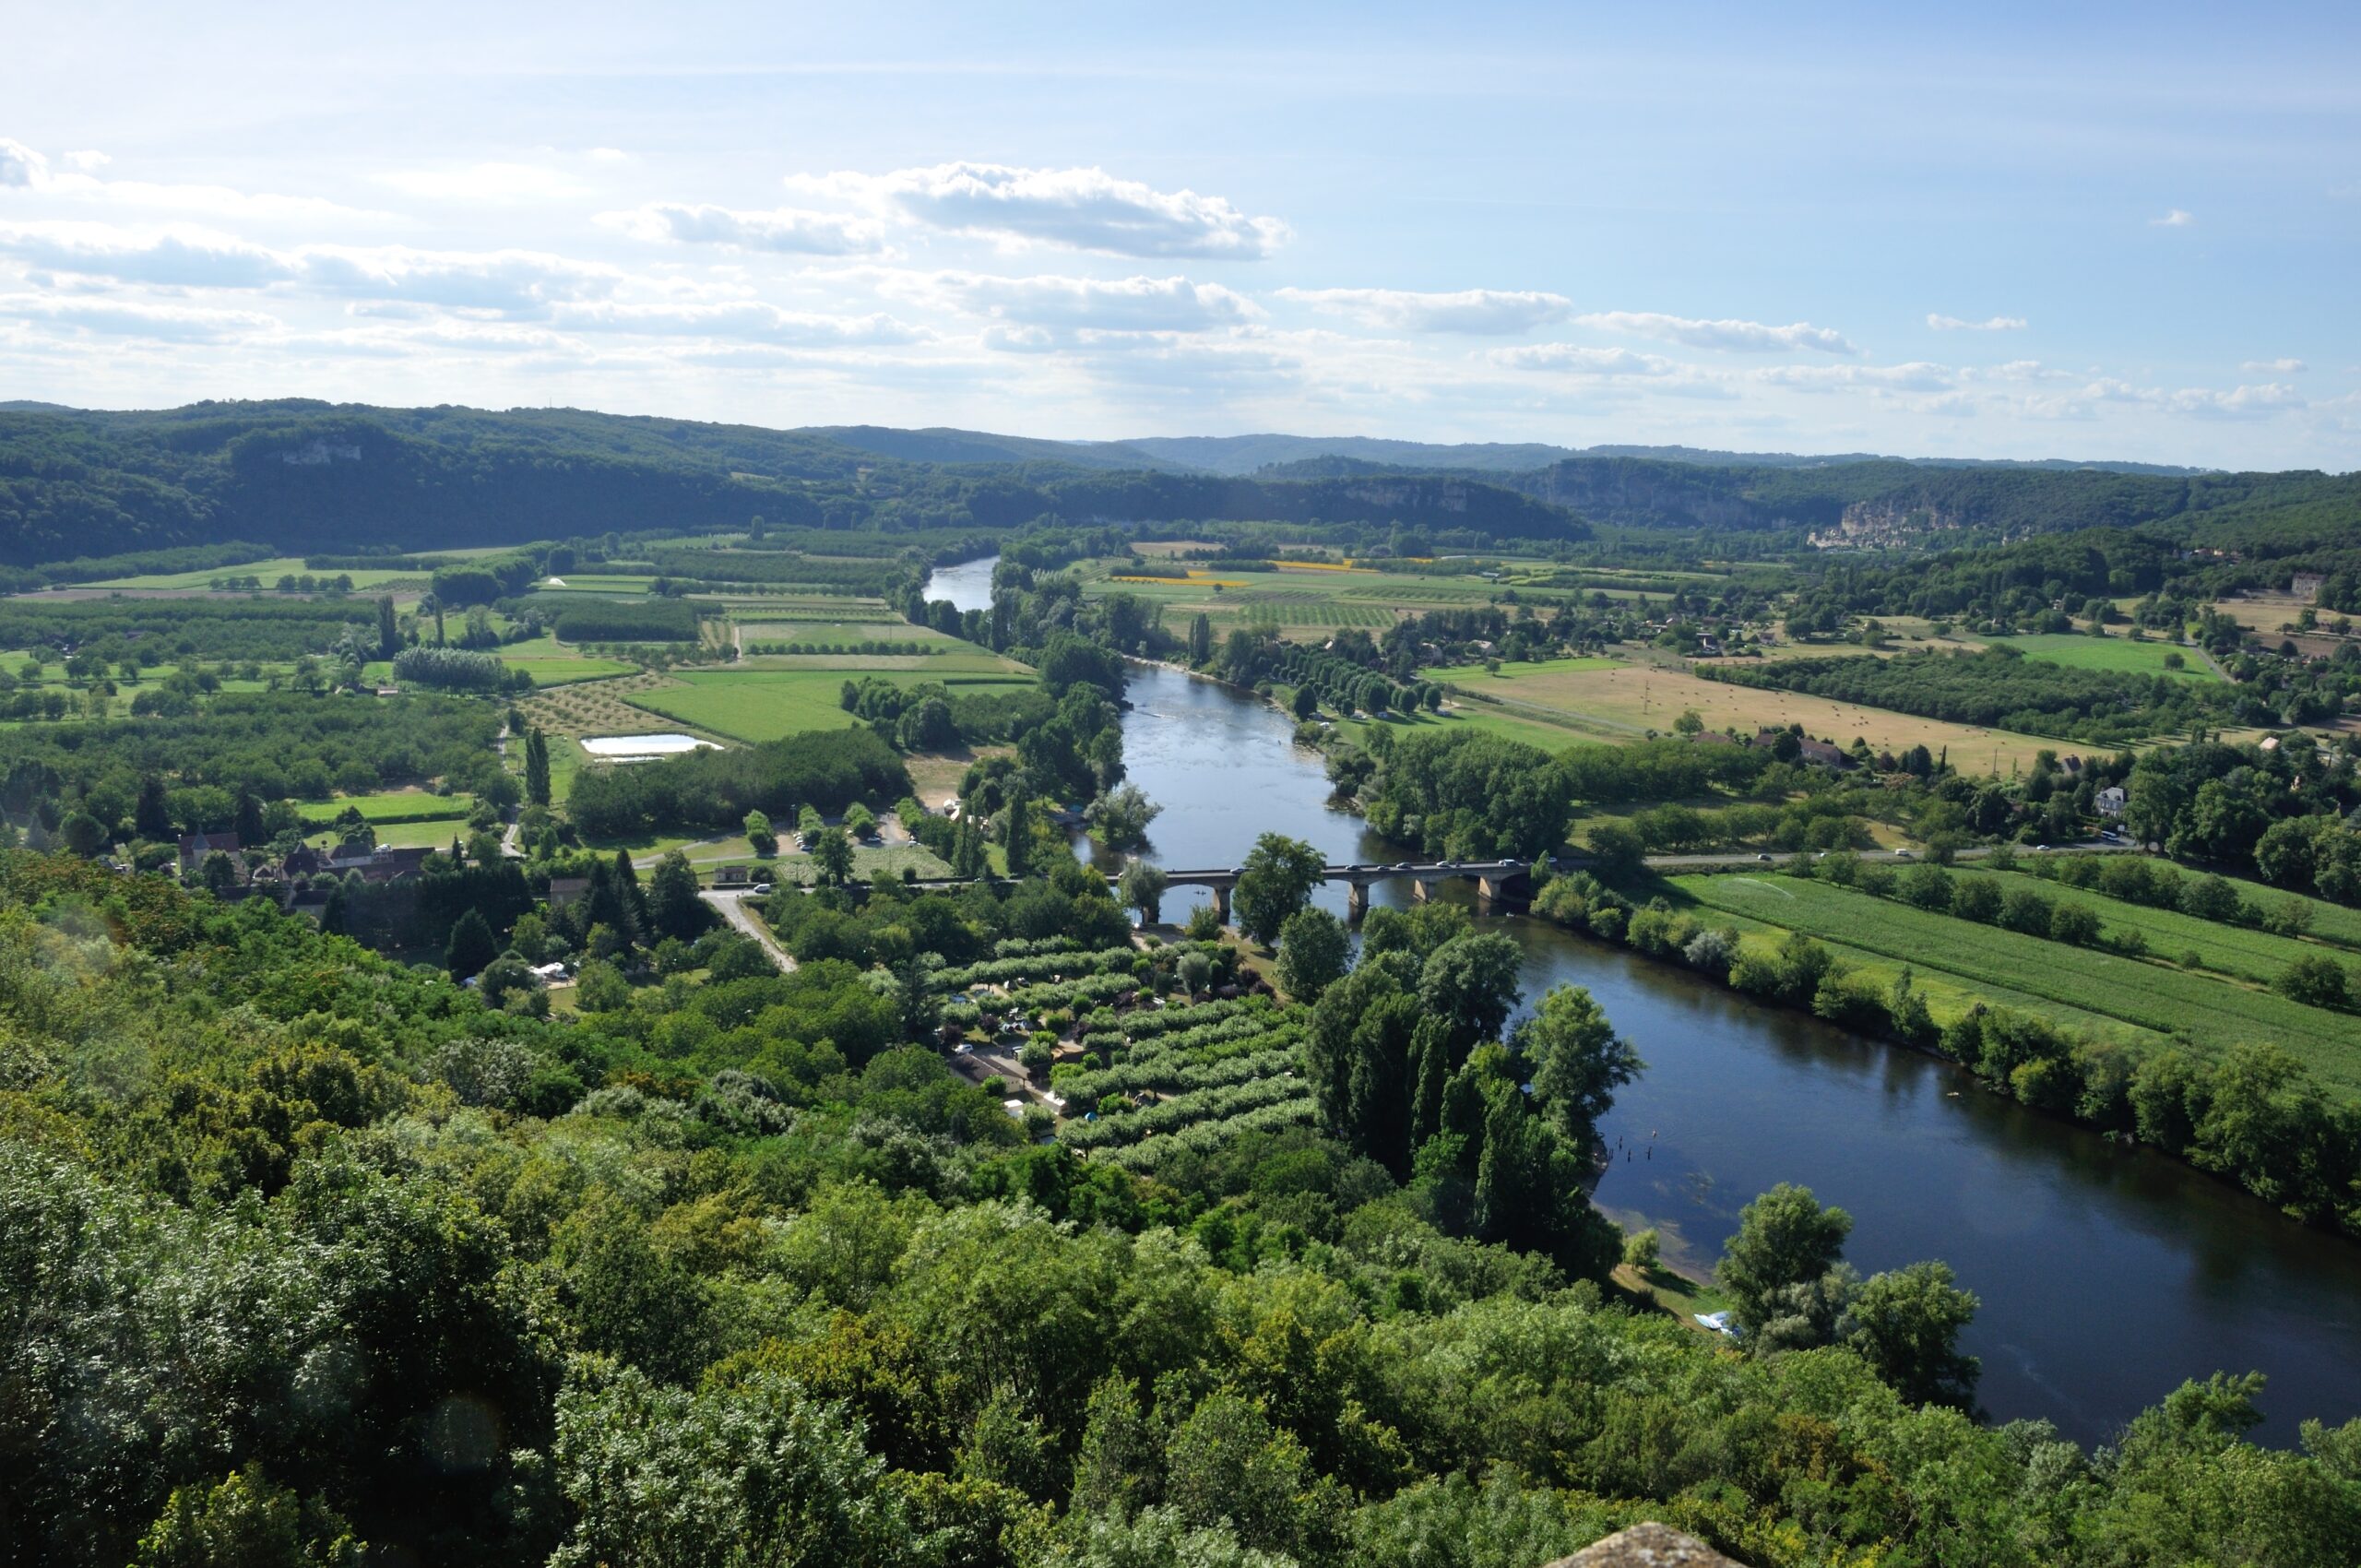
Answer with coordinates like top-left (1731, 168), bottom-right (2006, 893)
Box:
top-left (1672, 873), bottom-right (2361, 1099)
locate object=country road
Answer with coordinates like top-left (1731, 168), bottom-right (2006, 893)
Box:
top-left (701, 888), bottom-right (795, 971)
top-left (1636, 837), bottom-right (2121, 871)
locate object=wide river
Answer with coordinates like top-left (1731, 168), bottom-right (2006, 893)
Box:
top-left (929, 559), bottom-right (2361, 1445)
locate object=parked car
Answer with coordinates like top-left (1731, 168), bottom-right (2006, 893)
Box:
top-left (752, 882), bottom-right (774, 895)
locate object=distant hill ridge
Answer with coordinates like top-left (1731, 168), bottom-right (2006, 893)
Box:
top-left (0, 399), bottom-right (2345, 569)
top-left (0, 400), bottom-right (1579, 566)
top-left (1105, 431), bottom-right (2213, 479)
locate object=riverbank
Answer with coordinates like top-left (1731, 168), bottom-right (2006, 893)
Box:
top-left (1098, 659), bottom-right (2361, 1444)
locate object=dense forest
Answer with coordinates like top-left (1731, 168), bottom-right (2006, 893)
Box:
top-left (7, 853), bottom-right (2361, 1568)
top-left (1506, 455), bottom-right (2361, 545)
top-left (1703, 648), bottom-right (2243, 744)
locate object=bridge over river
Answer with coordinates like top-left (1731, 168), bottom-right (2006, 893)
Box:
top-left (901, 858), bottom-right (1539, 921)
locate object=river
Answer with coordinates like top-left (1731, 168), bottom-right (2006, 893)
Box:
top-left (925, 554), bottom-right (1001, 613)
top-left (1097, 658), bottom-right (2361, 1448)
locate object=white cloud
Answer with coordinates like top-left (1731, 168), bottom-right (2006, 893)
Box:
top-left (1572, 310), bottom-right (1859, 355)
top-left (2169, 382), bottom-right (2305, 417)
top-left (599, 201), bottom-right (886, 256)
top-left (376, 162), bottom-right (592, 202)
top-left (297, 246), bottom-right (618, 314)
top-left (2152, 208), bottom-right (2195, 227)
top-left (0, 291), bottom-right (278, 343)
top-left (792, 162), bottom-right (1288, 258)
top-left (1927, 313), bottom-right (2027, 331)
top-left (1489, 343), bottom-right (1679, 376)
top-left (0, 220), bottom-right (297, 288)
top-left (0, 221), bottom-right (617, 315)
top-left (552, 301), bottom-right (926, 346)
top-left (908, 271), bottom-right (1262, 334)
top-left (0, 139), bottom-right (49, 188)
top-left (2242, 357), bottom-right (2307, 373)
top-left (1276, 286), bottom-right (1571, 334)
top-left (61, 150), bottom-right (109, 172)
top-left (1754, 361), bottom-right (1954, 393)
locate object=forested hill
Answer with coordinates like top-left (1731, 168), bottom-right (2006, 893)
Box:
top-left (1501, 454), bottom-right (2360, 545)
top-left (0, 401), bottom-right (1584, 565)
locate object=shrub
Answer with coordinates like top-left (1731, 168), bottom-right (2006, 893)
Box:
top-left (2275, 954), bottom-right (2351, 1010)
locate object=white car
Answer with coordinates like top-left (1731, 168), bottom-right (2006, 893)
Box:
top-left (751, 883), bottom-right (774, 895)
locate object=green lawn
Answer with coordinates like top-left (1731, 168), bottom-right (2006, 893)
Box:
top-left (338, 818), bottom-right (474, 850)
top-left (296, 790), bottom-right (472, 826)
top-left (1997, 634), bottom-right (2218, 681)
top-left (1671, 873), bottom-right (2361, 1099)
top-left (623, 669), bottom-right (1034, 743)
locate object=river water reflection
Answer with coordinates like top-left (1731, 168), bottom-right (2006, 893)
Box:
top-left (1100, 659), bottom-right (2361, 1447)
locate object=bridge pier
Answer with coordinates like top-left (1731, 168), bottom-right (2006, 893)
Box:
top-left (1345, 880), bottom-right (1368, 921)
top-left (1410, 878), bottom-right (1437, 904)
top-left (1476, 871), bottom-right (1530, 908)
top-left (1209, 883), bottom-right (1230, 924)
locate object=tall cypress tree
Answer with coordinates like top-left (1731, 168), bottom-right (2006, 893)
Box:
top-left (524, 728), bottom-right (552, 807)
top-left (376, 594), bottom-right (399, 659)
top-left (1002, 784), bottom-right (1032, 878)
top-left (133, 775), bottom-right (172, 840)
top-left (1410, 1016), bottom-right (1450, 1149)
top-left (613, 849), bottom-right (647, 934)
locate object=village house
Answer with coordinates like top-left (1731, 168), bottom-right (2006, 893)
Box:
top-left (176, 830), bottom-right (255, 878)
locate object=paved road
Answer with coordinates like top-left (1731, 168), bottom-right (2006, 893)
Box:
top-left (701, 888), bottom-right (796, 971)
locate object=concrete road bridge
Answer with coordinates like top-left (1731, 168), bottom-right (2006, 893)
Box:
top-left (893, 859), bottom-right (1537, 921)
top-left (1144, 859), bottom-right (1536, 921)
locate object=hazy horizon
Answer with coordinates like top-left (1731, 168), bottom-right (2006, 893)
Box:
top-left (4, 3), bottom-right (2355, 469)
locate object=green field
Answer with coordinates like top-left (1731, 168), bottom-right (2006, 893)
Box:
top-left (1418, 655), bottom-right (1622, 683)
top-left (1968, 868), bottom-right (2340, 984)
top-left (737, 620), bottom-right (961, 645)
top-left (492, 634), bottom-right (637, 685)
top-left (1998, 634), bottom-right (2219, 681)
top-left (623, 669), bottom-right (1034, 743)
top-left (1672, 873), bottom-right (2361, 1099)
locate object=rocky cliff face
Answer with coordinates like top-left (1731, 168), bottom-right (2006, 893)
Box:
top-left (1808, 498), bottom-right (1959, 549)
top-left (1543, 1522), bottom-right (1740, 1567)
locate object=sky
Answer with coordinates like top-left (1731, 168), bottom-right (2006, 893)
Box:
top-left (2, 2), bottom-right (2357, 469)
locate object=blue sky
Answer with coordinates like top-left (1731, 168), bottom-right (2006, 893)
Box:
top-left (3, 2), bottom-right (2355, 467)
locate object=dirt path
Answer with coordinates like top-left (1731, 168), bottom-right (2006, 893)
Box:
top-left (701, 888), bottom-right (796, 971)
